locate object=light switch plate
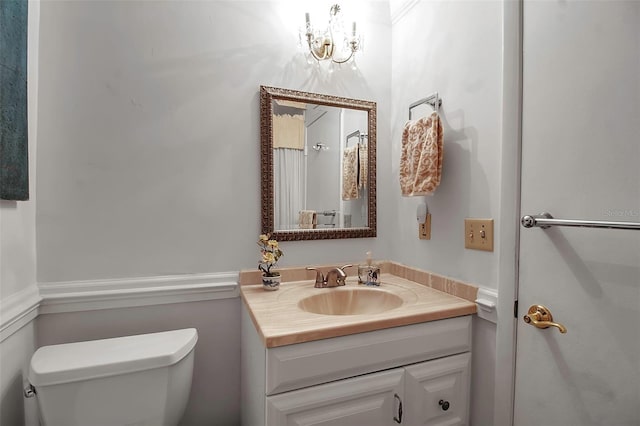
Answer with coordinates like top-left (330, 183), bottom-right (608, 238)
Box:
top-left (464, 218), bottom-right (494, 251)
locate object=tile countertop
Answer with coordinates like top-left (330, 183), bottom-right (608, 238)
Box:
top-left (241, 270), bottom-right (477, 348)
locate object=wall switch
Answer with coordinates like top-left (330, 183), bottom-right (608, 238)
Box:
top-left (419, 213), bottom-right (431, 240)
top-left (464, 218), bottom-right (494, 251)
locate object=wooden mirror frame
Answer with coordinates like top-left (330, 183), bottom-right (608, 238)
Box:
top-left (260, 85), bottom-right (377, 241)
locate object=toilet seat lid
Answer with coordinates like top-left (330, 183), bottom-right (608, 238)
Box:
top-left (29, 328), bottom-right (198, 386)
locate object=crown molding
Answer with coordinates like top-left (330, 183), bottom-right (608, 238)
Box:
top-left (390, 0), bottom-right (421, 25)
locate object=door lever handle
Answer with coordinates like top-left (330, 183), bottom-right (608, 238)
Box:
top-left (523, 305), bottom-right (567, 334)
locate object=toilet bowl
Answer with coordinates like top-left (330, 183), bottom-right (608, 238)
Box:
top-left (27, 328), bottom-right (198, 426)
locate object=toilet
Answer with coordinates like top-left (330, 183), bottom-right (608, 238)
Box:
top-left (27, 328), bottom-right (198, 426)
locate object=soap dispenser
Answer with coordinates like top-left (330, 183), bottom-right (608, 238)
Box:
top-left (358, 251), bottom-right (380, 286)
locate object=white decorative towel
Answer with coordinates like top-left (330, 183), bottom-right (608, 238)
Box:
top-left (342, 145), bottom-right (359, 200)
top-left (358, 143), bottom-right (368, 189)
top-left (298, 210), bottom-right (317, 229)
top-left (399, 112), bottom-right (443, 196)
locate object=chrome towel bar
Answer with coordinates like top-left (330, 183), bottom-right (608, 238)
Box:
top-left (521, 212), bottom-right (640, 231)
top-left (345, 130), bottom-right (367, 147)
top-left (409, 92), bottom-right (442, 120)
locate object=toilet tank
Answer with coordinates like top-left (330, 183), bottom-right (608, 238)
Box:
top-left (28, 328), bottom-right (198, 426)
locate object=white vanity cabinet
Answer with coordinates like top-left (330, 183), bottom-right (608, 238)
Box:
top-left (267, 368), bottom-right (405, 426)
top-left (402, 353), bottom-right (471, 425)
top-left (241, 304), bottom-right (472, 426)
top-left (266, 353), bottom-right (470, 426)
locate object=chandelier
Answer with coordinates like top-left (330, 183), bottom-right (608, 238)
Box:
top-left (303, 4), bottom-right (362, 65)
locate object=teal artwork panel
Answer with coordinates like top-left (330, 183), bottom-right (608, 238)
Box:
top-left (0, 0), bottom-right (29, 200)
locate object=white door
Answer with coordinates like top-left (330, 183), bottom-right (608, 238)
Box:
top-left (514, 1), bottom-right (640, 425)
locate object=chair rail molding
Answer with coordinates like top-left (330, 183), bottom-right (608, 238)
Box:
top-left (38, 272), bottom-right (239, 314)
top-left (0, 272), bottom-right (239, 341)
top-left (0, 285), bottom-right (41, 342)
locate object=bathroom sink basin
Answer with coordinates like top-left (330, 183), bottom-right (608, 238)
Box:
top-left (297, 288), bottom-right (403, 315)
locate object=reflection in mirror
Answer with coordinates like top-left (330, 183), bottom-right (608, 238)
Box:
top-left (261, 86), bottom-right (376, 241)
top-left (273, 102), bottom-right (367, 230)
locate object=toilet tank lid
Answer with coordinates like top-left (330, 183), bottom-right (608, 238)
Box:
top-left (28, 328), bottom-right (198, 387)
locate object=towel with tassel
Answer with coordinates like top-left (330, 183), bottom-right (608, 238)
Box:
top-left (399, 111), bottom-right (443, 196)
top-left (342, 145), bottom-right (359, 200)
top-left (298, 210), bottom-right (317, 229)
top-left (358, 143), bottom-right (368, 189)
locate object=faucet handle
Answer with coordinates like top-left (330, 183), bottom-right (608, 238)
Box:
top-left (306, 267), bottom-right (325, 288)
top-left (339, 264), bottom-right (353, 274)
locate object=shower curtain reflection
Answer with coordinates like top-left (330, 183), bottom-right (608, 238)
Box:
top-left (274, 148), bottom-right (305, 230)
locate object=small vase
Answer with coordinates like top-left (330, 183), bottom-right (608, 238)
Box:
top-left (262, 273), bottom-right (281, 291)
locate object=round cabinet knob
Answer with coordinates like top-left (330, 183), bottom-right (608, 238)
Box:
top-left (439, 399), bottom-right (450, 411)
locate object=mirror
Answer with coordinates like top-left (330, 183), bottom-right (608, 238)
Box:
top-left (260, 86), bottom-right (376, 241)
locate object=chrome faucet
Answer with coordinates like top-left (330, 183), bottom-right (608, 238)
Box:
top-left (306, 265), bottom-right (353, 288)
top-left (326, 267), bottom-right (348, 287)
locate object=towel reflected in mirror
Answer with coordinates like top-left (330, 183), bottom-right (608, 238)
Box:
top-left (298, 210), bottom-right (317, 229)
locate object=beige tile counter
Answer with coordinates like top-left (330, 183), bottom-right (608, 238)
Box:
top-left (241, 272), bottom-right (477, 348)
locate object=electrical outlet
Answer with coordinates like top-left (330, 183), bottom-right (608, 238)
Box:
top-left (464, 218), bottom-right (494, 251)
top-left (419, 213), bottom-right (431, 240)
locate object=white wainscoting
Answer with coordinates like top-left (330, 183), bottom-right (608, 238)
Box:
top-left (0, 272), bottom-right (239, 341)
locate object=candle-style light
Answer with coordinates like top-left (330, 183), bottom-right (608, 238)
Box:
top-left (303, 4), bottom-right (361, 65)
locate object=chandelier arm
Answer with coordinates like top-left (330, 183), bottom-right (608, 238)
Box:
top-left (329, 37), bottom-right (357, 64)
top-left (330, 51), bottom-right (354, 64)
top-left (308, 46), bottom-right (323, 61)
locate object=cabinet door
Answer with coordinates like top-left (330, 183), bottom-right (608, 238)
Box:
top-left (266, 368), bottom-right (404, 426)
top-left (403, 353), bottom-right (471, 426)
